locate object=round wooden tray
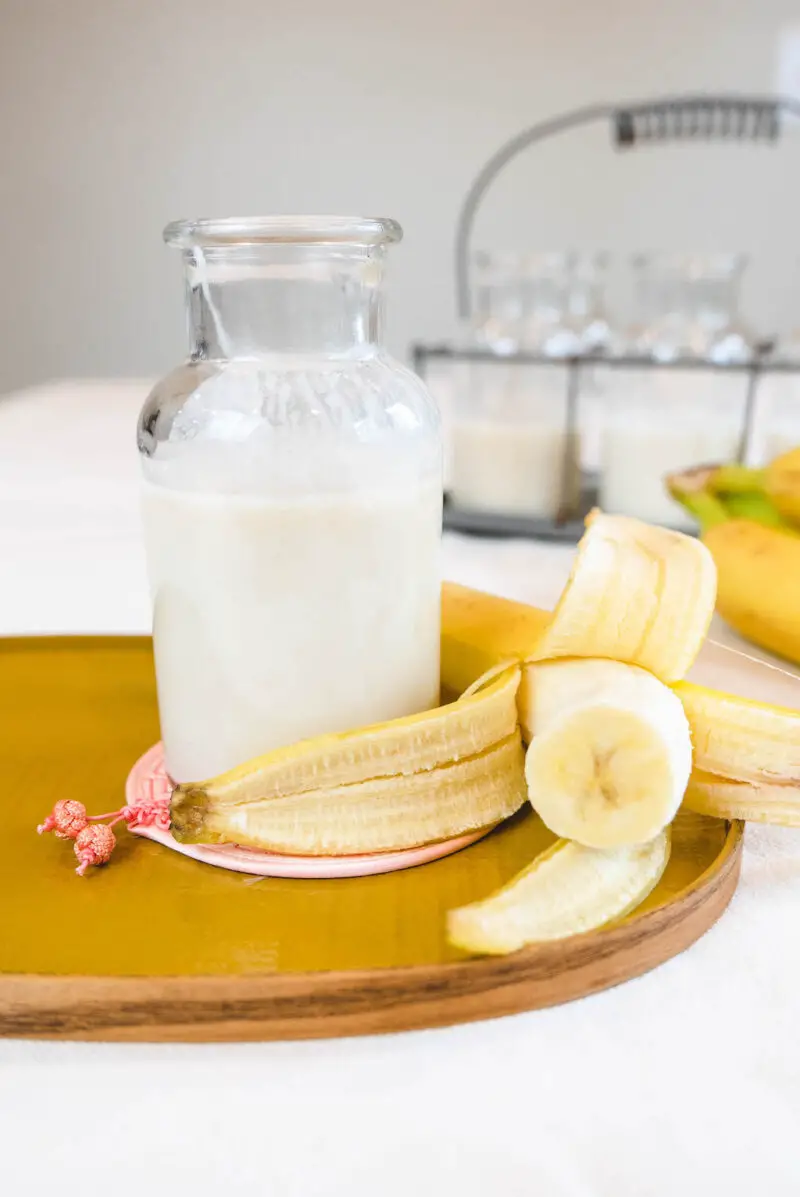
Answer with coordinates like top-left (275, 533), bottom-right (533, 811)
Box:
top-left (0, 637), bottom-right (743, 1042)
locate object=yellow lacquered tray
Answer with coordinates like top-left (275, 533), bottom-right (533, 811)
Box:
top-left (0, 637), bottom-right (743, 1041)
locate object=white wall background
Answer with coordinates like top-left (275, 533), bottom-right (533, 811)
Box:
top-left (2, 0), bottom-right (800, 392)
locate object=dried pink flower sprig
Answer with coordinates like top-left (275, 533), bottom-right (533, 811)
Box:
top-left (37, 791), bottom-right (170, 876)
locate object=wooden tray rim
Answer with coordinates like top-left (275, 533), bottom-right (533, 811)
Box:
top-left (1, 820), bottom-right (744, 1042)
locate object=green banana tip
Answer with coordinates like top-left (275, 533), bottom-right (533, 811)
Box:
top-left (707, 463), bottom-right (767, 496)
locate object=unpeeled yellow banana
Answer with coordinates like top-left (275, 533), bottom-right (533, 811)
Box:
top-left (750, 445), bottom-right (800, 526)
top-left (705, 521), bottom-right (800, 666)
top-left (668, 460), bottom-right (800, 667)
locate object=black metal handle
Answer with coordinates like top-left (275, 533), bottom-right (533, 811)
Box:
top-left (614, 96), bottom-right (781, 147)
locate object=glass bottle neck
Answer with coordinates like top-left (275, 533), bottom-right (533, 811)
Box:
top-left (184, 244), bottom-right (387, 359)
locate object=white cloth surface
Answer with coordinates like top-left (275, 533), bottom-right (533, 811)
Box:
top-left (1, 381), bottom-right (800, 1196)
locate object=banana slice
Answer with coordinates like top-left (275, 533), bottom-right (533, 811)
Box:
top-left (442, 511), bottom-right (717, 689)
top-left (447, 830), bottom-right (671, 954)
top-left (522, 659), bottom-right (692, 848)
top-left (172, 732), bottom-right (528, 854)
top-left (684, 770), bottom-right (800, 827)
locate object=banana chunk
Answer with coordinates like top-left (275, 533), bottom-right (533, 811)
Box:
top-left (447, 830), bottom-right (670, 954)
top-left (522, 660), bottom-right (692, 849)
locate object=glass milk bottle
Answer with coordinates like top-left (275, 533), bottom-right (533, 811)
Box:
top-left (138, 217), bottom-right (442, 783)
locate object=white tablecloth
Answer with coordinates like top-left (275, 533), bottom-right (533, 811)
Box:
top-left (2, 382), bottom-right (800, 1196)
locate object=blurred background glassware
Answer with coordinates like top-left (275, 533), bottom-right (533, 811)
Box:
top-left (750, 262), bottom-right (800, 466)
top-left (433, 250), bottom-right (527, 493)
top-left (749, 371), bottom-right (800, 464)
top-left (629, 252), bottom-right (754, 362)
top-left (598, 251), bottom-right (753, 527)
top-left (568, 251), bottom-right (615, 475)
top-left (773, 261), bottom-right (800, 368)
top-left (692, 252), bottom-right (754, 364)
top-left (449, 361), bottom-right (579, 520)
top-left (568, 251), bottom-right (614, 354)
top-left (519, 251), bottom-right (578, 356)
top-left (423, 354), bottom-right (473, 492)
top-left (472, 250), bottom-right (526, 353)
top-left (599, 367), bottom-right (746, 529)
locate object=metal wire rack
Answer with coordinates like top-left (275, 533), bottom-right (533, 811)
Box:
top-left (413, 93), bottom-right (800, 541)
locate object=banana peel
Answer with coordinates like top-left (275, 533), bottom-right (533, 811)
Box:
top-left (175, 733), bottom-right (528, 855)
top-left (447, 830), bottom-right (671, 954)
top-left (172, 667), bottom-right (528, 853)
top-left (684, 770), bottom-right (800, 827)
top-left (444, 509), bottom-right (717, 689)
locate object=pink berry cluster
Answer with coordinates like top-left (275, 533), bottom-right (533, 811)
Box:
top-left (37, 792), bottom-right (170, 876)
top-left (37, 801), bottom-right (116, 875)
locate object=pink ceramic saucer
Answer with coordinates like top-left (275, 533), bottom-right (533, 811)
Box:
top-left (126, 742), bottom-right (494, 879)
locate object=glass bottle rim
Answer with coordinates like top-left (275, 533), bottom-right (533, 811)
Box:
top-left (163, 215), bottom-right (403, 249)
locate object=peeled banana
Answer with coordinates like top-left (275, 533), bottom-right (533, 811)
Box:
top-left (522, 660), bottom-right (692, 849)
top-left (447, 830), bottom-right (670, 954)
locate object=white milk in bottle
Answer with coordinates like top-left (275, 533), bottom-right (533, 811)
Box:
top-left (138, 217), bottom-right (442, 782)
